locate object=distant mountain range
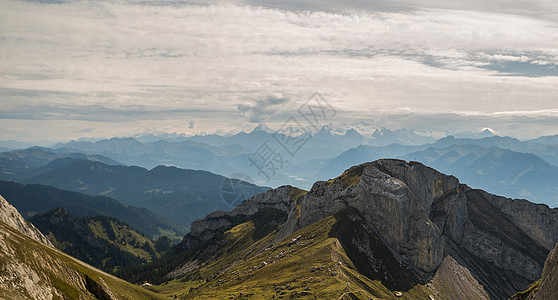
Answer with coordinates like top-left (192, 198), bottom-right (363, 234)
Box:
top-left (0, 181), bottom-right (186, 240)
top-left (55, 137), bottom-right (243, 172)
top-left (131, 122), bottom-right (492, 146)
top-left (22, 159), bottom-right (269, 227)
top-left (0, 146), bottom-right (269, 228)
top-left (431, 135), bottom-right (558, 167)
top-left (0, 140), bottom-right (37, 150)
top-left (3, 129), bottom-right (558, 207)
top-left (315, 143), bottom-right (422, 181)
top-left (53, 125), bottom-right (361, 173)
top-left (0, 147), bottom-right (120, 181)
top-left (47, 124), bottom-right (496, 188)
top-left (403, 144), bottom-right (558, 206)
top-left (528, 134), bottom-right (558, 145)
top-left (313, 137), bottom-right (558, 206)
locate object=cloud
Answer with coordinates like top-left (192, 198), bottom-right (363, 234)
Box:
top-left (247, 0), bottom-right (558, 20)
top-left (79, 127), bottom-right (96, 133)
top-left (0, 0), bottom-right (557, 141)
top-left (237, 95), bottom-right (291, 122)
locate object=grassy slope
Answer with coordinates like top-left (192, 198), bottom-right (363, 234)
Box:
top-left (87, 216), bottom-right (157, 261)
top-left (145, 217), bottom-right (436, 299)
top-left (31, 209), bottom-right (168, 274)
top-left (0, 220), bottom-right (167, 300)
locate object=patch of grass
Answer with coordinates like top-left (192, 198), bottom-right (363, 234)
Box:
top-left (157, 228), bottom-right (183, 242)
top-left (510, 280), bottom-right (539, 300)
top-left (48, 271), bottom-right (83, 299)
top-left (86, 216), bottom-right (160, 262)
top-left (148, 216), bottom-right (408, 299)
top-left (329, 165), bottom-right (365, 187)
top-left (288, 187), bottom-right (308, 202)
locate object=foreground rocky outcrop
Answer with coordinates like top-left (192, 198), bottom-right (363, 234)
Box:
top-left (171, 159), bottom-right (558, 299)
top-left (0, 193), bottom-right (165, 300)
top-left (0, 195), bottom-right (52, 246)
top-left (537, 242), bottom-right (558, 299)
top-left (511, 241), bottom-right (558, 300)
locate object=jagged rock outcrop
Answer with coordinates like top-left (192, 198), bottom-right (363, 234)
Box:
top-left (179, 185), bottom-right (297, 251)
top-left (0, 194), bottom-right (53, 246)
top-left (285, 161), bottom-right (460, 274)
top-left (175, 159), bottom-right (558, 299)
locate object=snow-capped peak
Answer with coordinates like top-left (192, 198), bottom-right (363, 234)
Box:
top-left (251, 123), bottom-right (275, 134)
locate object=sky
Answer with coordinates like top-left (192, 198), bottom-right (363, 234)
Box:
top-left (0, 0), bottom-right (557, 143)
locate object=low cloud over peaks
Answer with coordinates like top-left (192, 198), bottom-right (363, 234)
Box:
top-left (237, 95), bottom-right (291, 123)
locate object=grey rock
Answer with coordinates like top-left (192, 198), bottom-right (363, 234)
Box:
top-left (179, 185), bottom-right (295, 252)
top-left (0, 194), bottom-right (53, 247)
top-left (535, 241), bottom-right (558, 300)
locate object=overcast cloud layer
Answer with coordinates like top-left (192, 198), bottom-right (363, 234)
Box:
top-left (0, 0), bottom-right (557, 142)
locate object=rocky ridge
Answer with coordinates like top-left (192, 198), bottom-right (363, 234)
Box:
top-left (0, 194), bottom-right (52, 246)
top-left (176, 159), bottom-right (558, 299)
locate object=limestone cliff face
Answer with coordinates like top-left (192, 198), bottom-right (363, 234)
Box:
top-left (286, 160), bottom-right (460, 274)
top-left (0, 194), bottom-right (53, 246)
top-left (279, 160), bottom-right (556, 282)
top-left (177, 159), bottom-right (558, 299)
top-left (487, 194), bottom-right (558, 250)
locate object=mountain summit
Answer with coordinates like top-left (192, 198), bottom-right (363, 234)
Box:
top-left (129, 159), bottom-right (558, 299)
top-left (251, 123), bottom-right (276, 134)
